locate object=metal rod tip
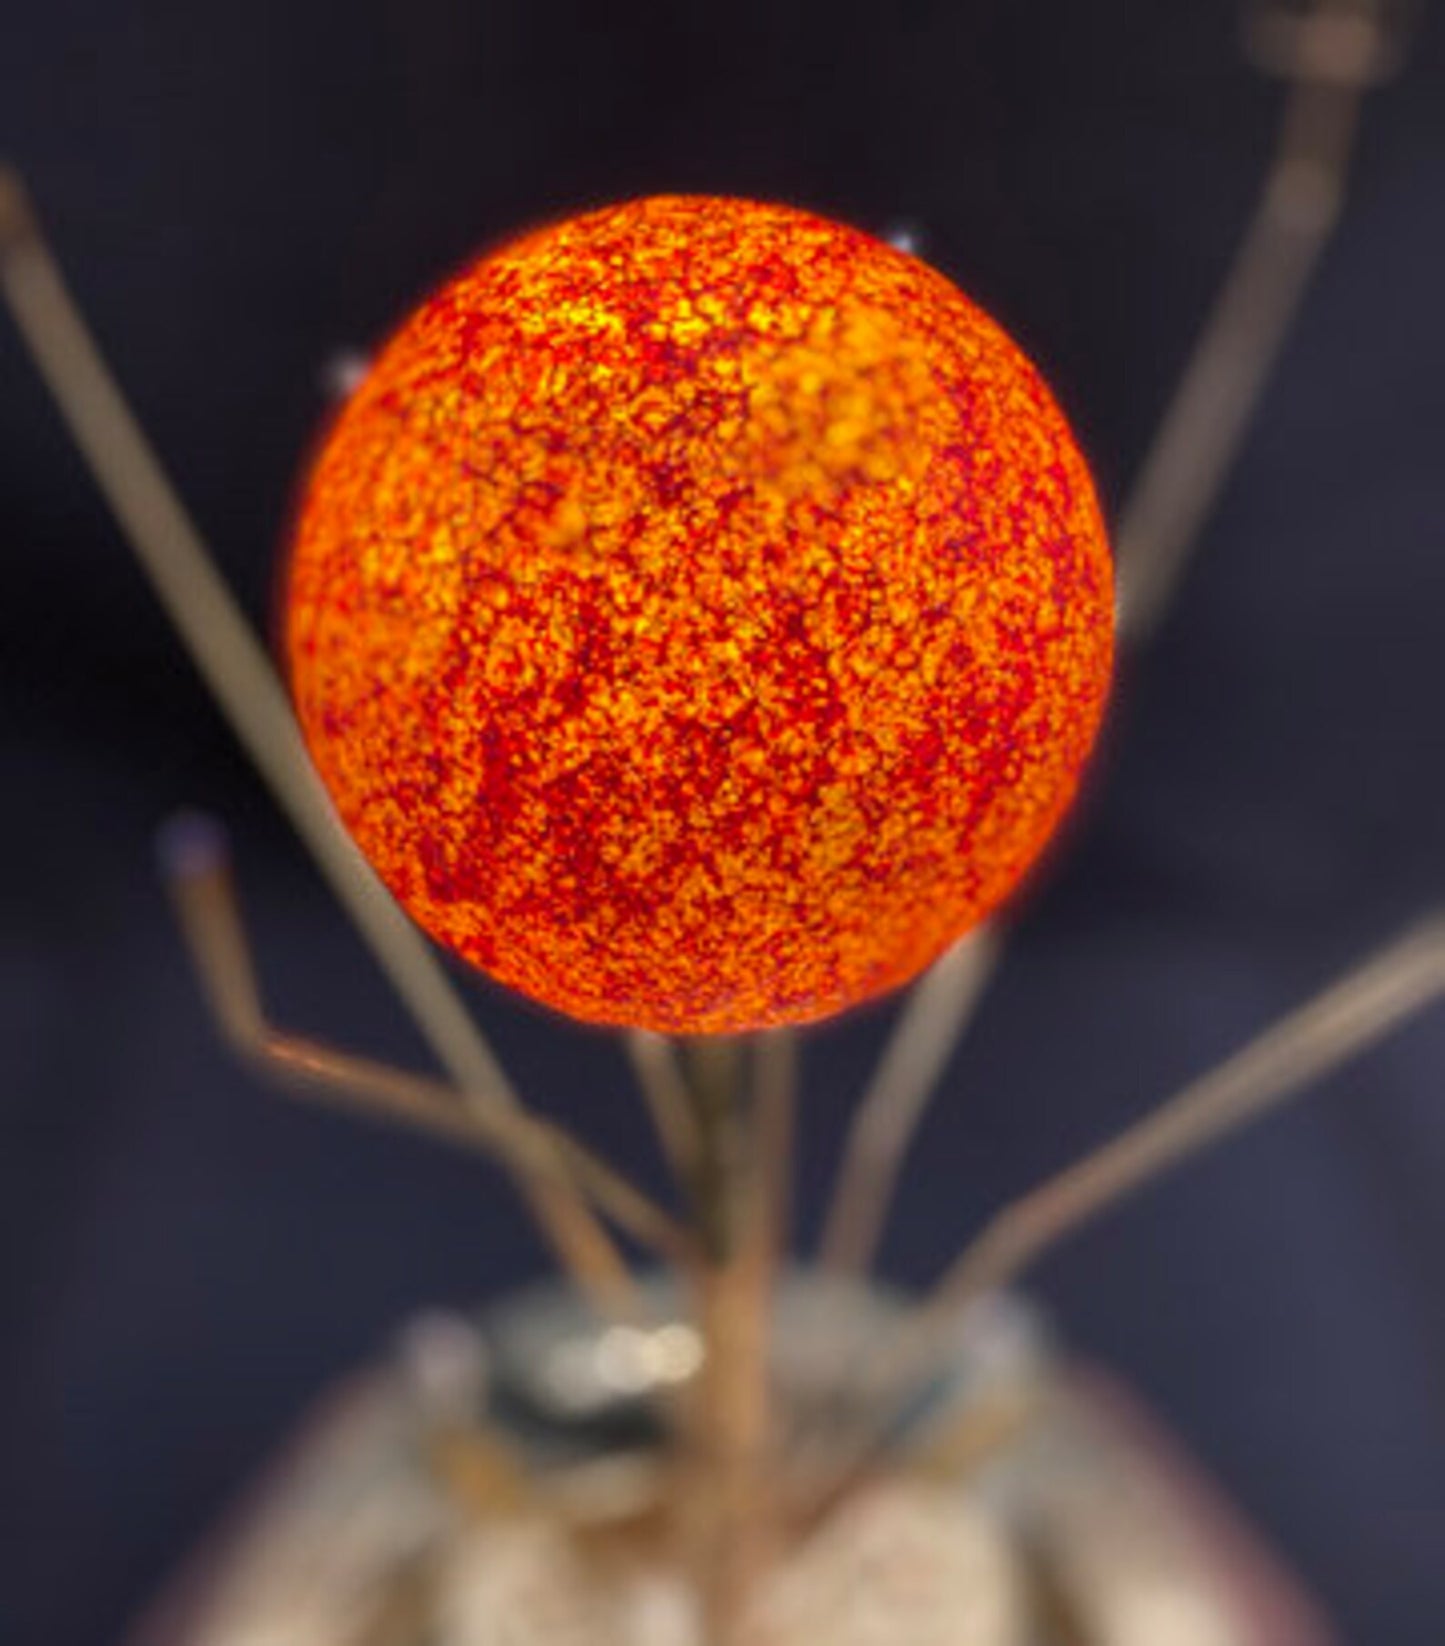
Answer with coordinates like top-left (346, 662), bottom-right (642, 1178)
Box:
top-left (0, 164), bottom-right (36, 254)
top-left (156, 811), bottom-right (231, 880)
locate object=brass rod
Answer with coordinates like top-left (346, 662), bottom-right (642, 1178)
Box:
top-left (817, 930), bottom-right (999, 1275)
top-left (159, 817), bottom-right (697, 1272)
top-left (0, 169), bottom-right (649, 1307)
top-left (803, 914), bottom-right (1445, 1523)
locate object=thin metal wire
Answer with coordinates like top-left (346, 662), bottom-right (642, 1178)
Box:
top-left (0, 173), bottom-right (503, 1102)
top-left (625, 1028), bottom-right (704, 1189)
top-left (810, 0), bottom-right (1390, 1290)
top-left (752, 1030), bottom-right (800, 1268)
top-left (1114, 0), bottom-right (1391, 640)
top-left (0, 170), bottom-right (642, 1309)
top-left (159, 815), bottom-right (698, 1269)
top-left (817, 930), bottom-right (1000, 1274)
top-left (801, 914), bottom-right (1445, 1523)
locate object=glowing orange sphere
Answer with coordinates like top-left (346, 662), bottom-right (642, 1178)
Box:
top-left (285, 196), bottom-right (1112, 1033)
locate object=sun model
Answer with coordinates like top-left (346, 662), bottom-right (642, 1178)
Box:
top-left (285, 195), bottom-right (1113, 1034)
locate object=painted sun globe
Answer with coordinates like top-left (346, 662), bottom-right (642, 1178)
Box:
top-left (284, 195), bottom-right (1113, 1034)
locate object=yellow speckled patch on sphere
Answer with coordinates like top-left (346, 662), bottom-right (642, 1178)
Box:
top-left (284, 195), bottom-right (1113, 1033)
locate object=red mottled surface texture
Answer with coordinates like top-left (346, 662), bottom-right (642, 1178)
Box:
top-left (284, 196), bottom-right (1113, 1032)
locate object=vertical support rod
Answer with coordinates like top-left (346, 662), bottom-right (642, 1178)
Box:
top-left (683, 1037), bottom-right (776, 1644)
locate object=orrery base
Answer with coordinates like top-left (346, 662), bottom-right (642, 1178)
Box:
top-left (125, 1279), bottom-right (1336, 1646)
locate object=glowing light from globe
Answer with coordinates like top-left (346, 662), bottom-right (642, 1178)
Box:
top-left (284, 196), bottom-right (1113, 1033)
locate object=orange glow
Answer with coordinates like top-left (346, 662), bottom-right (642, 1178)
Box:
top-left (284, 196), bottom-right (1113, 1033)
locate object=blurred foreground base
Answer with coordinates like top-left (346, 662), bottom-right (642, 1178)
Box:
top-left (125, 1280), bottom-right (1335, 1646)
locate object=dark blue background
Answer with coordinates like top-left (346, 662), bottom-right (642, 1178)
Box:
top-left (2, 3), bottom-right (1444, 1642)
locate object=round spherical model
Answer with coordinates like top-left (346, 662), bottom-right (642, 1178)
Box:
top-left (285, 196), bottom-right (1113, 1034)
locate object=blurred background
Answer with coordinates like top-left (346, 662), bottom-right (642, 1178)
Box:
top-left (2, 2), bottom-right (1443, 1643)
